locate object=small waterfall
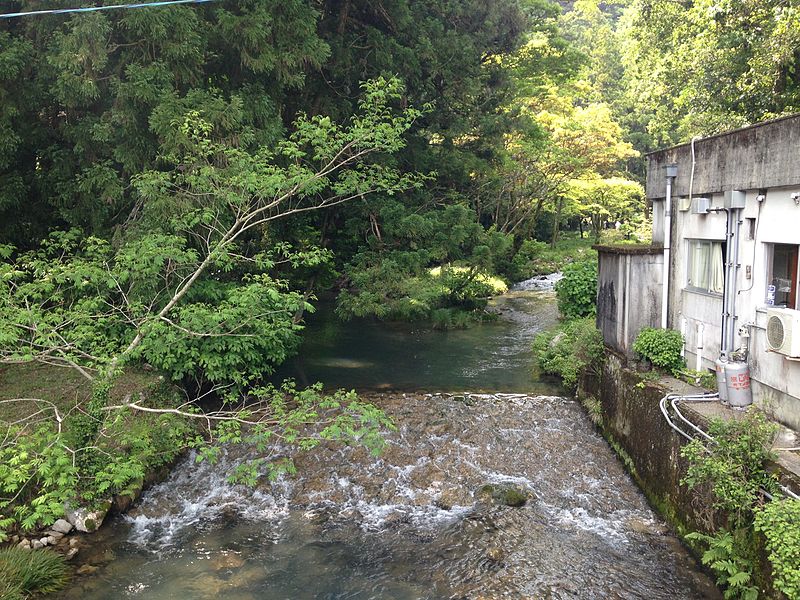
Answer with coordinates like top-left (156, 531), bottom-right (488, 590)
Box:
top-left (66, 393), bottom-right (720, 600)
top-left (511, 272), bottom-right (564, 291)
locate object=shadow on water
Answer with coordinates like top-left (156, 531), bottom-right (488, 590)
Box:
top-left (275, 290), bottom-right (563, 394)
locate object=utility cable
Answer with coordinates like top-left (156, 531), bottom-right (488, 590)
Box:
top-left (0, 0), bottom-right (216, 19)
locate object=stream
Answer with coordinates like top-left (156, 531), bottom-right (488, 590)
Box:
top-left (57, 282), bottom-right (720, 599)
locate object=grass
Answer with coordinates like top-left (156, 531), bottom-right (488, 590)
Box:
top-left (0, 362), bottom-right (159, 424)
top-left (0, 547), bottom-right (70, 598)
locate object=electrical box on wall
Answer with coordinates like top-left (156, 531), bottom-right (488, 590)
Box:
top-left (691, 197), bottom-right (711, 214)
top-left (724, 190), bottom-right (746, 209)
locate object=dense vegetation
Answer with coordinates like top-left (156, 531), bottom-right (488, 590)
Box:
top-left (2, 0), bottom-right (799, 549)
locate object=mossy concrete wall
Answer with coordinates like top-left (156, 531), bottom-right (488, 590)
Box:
top-left (581, 351), bottom-right (797, 598)
top-left (581, 351), bottom-right (719, 536)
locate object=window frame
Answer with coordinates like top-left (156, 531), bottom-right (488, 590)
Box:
top-left (765, 243), bottom-right (800, 309)
top-left (685, 238), bottom-right (726, 296)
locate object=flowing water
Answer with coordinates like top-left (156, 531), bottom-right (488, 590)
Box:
top-left (57, 284), bottom-right (720, 599)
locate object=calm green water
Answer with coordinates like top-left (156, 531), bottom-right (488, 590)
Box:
top-left (275, 290), bottom-right (562, 393)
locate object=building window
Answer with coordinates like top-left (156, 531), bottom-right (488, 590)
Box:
top-left (766, 244), bottom-right (799, 308)
top-left (686, 239), bottom-right (725, 294)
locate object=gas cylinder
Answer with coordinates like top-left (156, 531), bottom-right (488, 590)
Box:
top-left (715, 357), bottom-right (729, 404)
top-left (725, 361), bottom-right (753, 408)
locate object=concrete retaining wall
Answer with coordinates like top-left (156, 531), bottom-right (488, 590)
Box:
top-left (580, 352), bottom-right (800, 597)
top-left (595, 246), bottom-right (664, 357)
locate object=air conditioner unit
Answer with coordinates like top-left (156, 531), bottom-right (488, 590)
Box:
top-left (765, 307), bottom-right (800, 357)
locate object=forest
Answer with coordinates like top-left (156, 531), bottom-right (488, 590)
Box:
top-left (2, 0), bottom-right (800, 581)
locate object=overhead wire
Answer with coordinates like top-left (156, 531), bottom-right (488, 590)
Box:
top-left (0, 0), bottom-right (216, 19)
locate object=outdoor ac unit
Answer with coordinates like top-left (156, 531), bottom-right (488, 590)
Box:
top-left (765, 307), bottom-right (800, 357)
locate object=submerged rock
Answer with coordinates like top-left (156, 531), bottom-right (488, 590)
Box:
top-left (210, 552), bottom-right (245, 571)
top-left (76, 564), bottom-right (99, 576)
top-left (476, 484), bottom-right (529, 507)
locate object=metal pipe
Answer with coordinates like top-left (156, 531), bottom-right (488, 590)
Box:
top-left (728, 211), bottom-right (743, 353)
top-left (662, 165), bottom-right (677, 328)
top-left (659, 393), bottom-right (800, 501)
top-left (721, 208), bottom-right (733, 357)
top-left (671, 396), bottom-right (715, 441)
top-left (695, 321), bottom-right (704, 371)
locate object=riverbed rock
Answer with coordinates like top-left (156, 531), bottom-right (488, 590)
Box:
top-left (65, 500), bottom-right (111, 533)
top-left (112, 484), bottom-right (142, 514)
top-left (17, 538), bottom-right (30, 550)
top-left (32, 540), bottom-right (44, 550)
top-left (476, 484), bottom-right (529, 507)
top-left (486, 545), bottom-right (505, 562)
top-left (210, 552), bottom-right (245, 571)
top-left (76, 564), bottom-right (99, 576)
top-left (51, 518), bottom-right (74, 534)
top-left (65, 547), bottom-right (80, 560)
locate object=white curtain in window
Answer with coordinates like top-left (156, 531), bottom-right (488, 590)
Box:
top-left (709, 242), bottom-right (724, 294)
top-left (689, 241), bottom-right (709, 289)
top-left (688, 240), bottom-right (724, 293)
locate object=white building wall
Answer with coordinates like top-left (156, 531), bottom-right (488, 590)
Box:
top-left (670, 187), bottom-right (800, 429)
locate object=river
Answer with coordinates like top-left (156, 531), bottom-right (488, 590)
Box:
top-left (57, 284), bottom-right (719, 599)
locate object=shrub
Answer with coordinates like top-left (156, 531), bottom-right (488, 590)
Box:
top-left (510, 239), bottom-right (549, 280)
top-left (555, 260), bottom-right (597, 320)
top-left (632, 327), bottom-right (685, 374)
top-left (681, 410), bottom-right (780, 600)
top-left (533, 317), bottom-right (604, 391)
top-left (0, 547), bottom-right (69, 597)
top-left (755, 498), bottom-right (800, 600)
top-left (682, 409), bottom-right (779, 520)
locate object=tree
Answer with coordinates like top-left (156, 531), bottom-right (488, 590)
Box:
top-left (566, 177), bottom-right (645, 242)
top-left (616, 0), bottom-right (800, 145)
top-left (0, 78), bottom-right (417, 537)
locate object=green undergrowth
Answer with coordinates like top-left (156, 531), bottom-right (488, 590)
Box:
top-left (337, 263), bottom-right (507, 328)
top-left (0, 364), bottom-right (192, 541)
top-left (511, 234), bottom-right (597, 280)
top-left (533, 317), bottom-right (604, 392)
top-left (755, 498), bottom-right (800, 599)
top-left (680, 409), bottom-right (800, 600)
top-left (0, 547), bottom-right (69, 599)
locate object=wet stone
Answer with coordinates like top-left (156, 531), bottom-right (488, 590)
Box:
top-left (476, 484), bottom-right (529, 507)
top-left (51, 519), bottom-right (73, 534)
top-left (76, 564), bottom-right (99, 576)
top-left (210, 552), bottom-right (246, 571)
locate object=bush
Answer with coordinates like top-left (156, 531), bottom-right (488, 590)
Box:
top-left (0, 547), bottom-right (69, 597)
top-left (510, 239), bottom-right (549, 280)
top-left (533, 317), bottom-right (604, 391)
top-left (632, 327), bottom-right (685, 374)
top-left (337, 263), bottom-right (507, 326)
top-left (555, 260), bottom-right (597, 319)
top-left (755, 498), bottom-right (800, 599)
top-left (681, 409), bottom-right (779, 519)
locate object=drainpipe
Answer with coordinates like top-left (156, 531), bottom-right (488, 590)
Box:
top-left (661, 164), bottom-right (678, 328)
top-left (695, 321), bottom-right (704, 371)
top-left (719, 191), bottom-right (745, 357)
top-left (720, 208), bottom-right (733, 357)
top-left (728, 210), bottom-right (743, 353)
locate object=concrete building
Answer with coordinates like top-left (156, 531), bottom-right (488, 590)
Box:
top-left (644, 115), bottom-right (800, 429)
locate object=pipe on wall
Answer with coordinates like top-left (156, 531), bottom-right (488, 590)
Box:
top-left (695, 321), bottom-right (704, 371)
top-left (661, 165), bottom-right (678, 328)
